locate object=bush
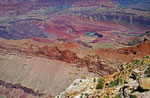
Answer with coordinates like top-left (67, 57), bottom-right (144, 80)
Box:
top-left (93, 78), bottom-right (96, 82)
top-left (73, 83), bottom-right (77, 85)
top-left (144, 64), bottom-right (150, 77)
top-left (96, 78), bottom-right (104, 89)
top-left (115, 93), bottom-right (121, 98)
top-left (109, 81), bottom-right (116, 87)
top-left (80, 95), bottom-right (83, 98)
top-left (85, 93), bottom-right (89, 98)
top-left (133, 59), bottom-right (140, 65)
top-left (130, 95), bottom-right (137, 98)
top-left (109, 78), bottom-right (122, 87)
top-left (115, 78), bottom-right (122, 85)
top-left (105, 95), bottom-right (109, 98)
top-left (145, 56), bottom-right (150, 59)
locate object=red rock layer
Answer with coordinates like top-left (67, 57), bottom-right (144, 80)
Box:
top-left (1, 39), bottom-right (149, 76)
top-left (93, 40), bottom-right (150, 63)
top-left (0, 39), bottom-right (117, 76)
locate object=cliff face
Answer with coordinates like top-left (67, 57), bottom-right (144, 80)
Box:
top-left (80, 12), bottom-right (150, 26)
top-left (0, 50), bottom-right (95, 97)
top-left (0, 39), bottom-right (117, 76)
top-left (0, 39), bottom-right (149, 97)
top-left (1, 38), bottom-right (150, 76)
top-left (0, 38), bottom-right (149, 97)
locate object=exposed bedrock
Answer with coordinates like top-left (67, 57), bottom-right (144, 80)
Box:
top-left (0, 39), bottom-right (116, 76)
top-left (81, 12), bottom-right (150, 26)
top-left (1, 39), bottom-right (150, 76)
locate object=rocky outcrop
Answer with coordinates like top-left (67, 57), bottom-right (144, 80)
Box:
top-left (83, 55), bottom-right (117, 75)
top-left (57, 56), bottom-right (150, 98)
top-left (139, 78), bottom-right (150, 90)
top-left (30, 46), bottom-right (117, 76)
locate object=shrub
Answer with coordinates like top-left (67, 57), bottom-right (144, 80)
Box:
top-left (144, 64), bottom-right (150, 77)
top-left (124, 81), bottom-right (128, 84)
top-left (85, 93), bottom-right (89, 98)
top-left (115, 93), bottom-right (121, 98)
top-left (93, 78), bottom-right (96, 82)
top-left (96, 78), bottom-right (104, 89)
top-left (109, 78), bottom-right (122, 87)
top-left (79, 80), bottom-right (82, 82)
top-left (130, 95), bottom-right (137, 98)
top-left (105, 95), bottom-right (109, 98)
top-left (73, 83), bottom-right (77, 85)
top-left (109, 81), bottom-right (116, 87)
top-left (145, 56), bottom-right (150, 59)
top-left (133, 59), bottom-right (140, 65)
top-left (116, 78), bottom-right (123, 85)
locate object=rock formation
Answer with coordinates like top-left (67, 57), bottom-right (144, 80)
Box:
top-left (57, 56), bottom-right (150, 98)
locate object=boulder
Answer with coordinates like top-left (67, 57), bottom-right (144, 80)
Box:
top-left (139, 78), bottom-right (150, 90)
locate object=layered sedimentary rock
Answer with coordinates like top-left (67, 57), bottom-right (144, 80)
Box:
top-left (1, 38), bottom-right (150, 76)
top-left (0, 38), bottom-right (117, 76)
top-left (81, 12), bottom-right (150, 26)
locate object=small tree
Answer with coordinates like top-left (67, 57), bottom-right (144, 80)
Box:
top-left (96, 78), bottom-right (104, 89)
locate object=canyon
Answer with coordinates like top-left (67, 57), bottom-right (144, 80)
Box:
top-left (0, 38), bottom-right (150, 97)
top-left (0, 0), bottom-right (150, 98)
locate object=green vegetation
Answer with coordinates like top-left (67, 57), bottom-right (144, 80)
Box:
top-left (129, 69), bottom-right (131, 72)
top-left (145, 56), bottom-right (150, 59)
top-left (144, 63), bottom-right (150, 77)
top-left (80, 93), bottom-right (83, 98)
top-left (109, 81), bottom-right (116, 87)
top-left (131, 88), bottom-right (136, 93)
top-left (105, 95), bottom-right (109, 98)
top-left (133, 59), bottom-right (140, 65)
top-left (116, 78), bottom-right (123, 85)
top-left (124, 81), bottom-right (128, 84)
top-left (109, 78), bottom-right (122, 87)
top-left (85, 93), bottom-right (89, 98)
top-left (93, 78), bottom-right (96, 82)
top-left (80, 95), bottom-right (83, 98)
top-left (114, 93), bottom-right (121, 98)
top-left (96, 78), bottom-right (104, 89)
top-left (73, 83), bottom-right (77, 86)
top-left (130, 95), bottom-right (137, 98)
